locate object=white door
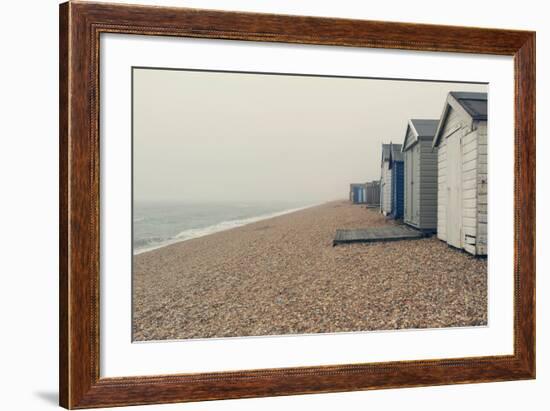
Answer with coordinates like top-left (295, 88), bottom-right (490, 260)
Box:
top-left (446, 133), bottom-right (462, 248)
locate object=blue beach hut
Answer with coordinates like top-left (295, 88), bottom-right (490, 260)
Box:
top-left (389, 144), bottom-right (404, 219)
top-left (380, 143), bottom-right (404, 218)
top-left (349, 183), bottom-right (367, 204)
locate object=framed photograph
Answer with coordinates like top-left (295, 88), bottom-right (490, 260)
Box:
top-left (59, 1), bottom-right (535, 408)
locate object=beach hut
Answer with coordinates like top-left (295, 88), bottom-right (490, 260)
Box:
top-left (380, 143), bottom-right (404, 218)
top-left (432, 92), bottom-right (487, 256)
top-left (380, 145), bottom-right (391, 214)
top-left (402, 119), bottom-right (440, 232)
top-left (365, 181), bottom-right (380, 207)
top-left (349, 183), bottom-right (367, 204)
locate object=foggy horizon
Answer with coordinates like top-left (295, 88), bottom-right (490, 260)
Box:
top-left (133, 68), bottom-right (487, 204)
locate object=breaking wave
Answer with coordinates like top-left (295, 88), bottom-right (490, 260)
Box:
top-left (134, 203), bottom-right (319, 255)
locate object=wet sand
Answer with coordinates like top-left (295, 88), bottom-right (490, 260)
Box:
top-left (133, 200), bottom-right (487, 341)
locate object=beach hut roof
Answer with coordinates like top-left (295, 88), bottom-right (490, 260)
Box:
top-left (410, 119), bottom-right (440, 137)
top-left (402, 119), bottom-right (439, 151)
top-left (433, 92), bottom-right (488, 148)
top-left (383, 144), bottom-right (403, 161)
top-left (450, 92), bottom-right (488, 120)
top-left (382, 143), bottom-right (403, 166)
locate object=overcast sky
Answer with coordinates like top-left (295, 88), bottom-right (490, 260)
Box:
top-left (133, 68), bottom-right (487, 203)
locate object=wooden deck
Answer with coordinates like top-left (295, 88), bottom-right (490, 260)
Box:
top-left (333, 225), bottom-right (426, 246)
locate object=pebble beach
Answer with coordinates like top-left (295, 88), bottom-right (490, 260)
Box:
top-left (133, 200), bottom-right (487, 341)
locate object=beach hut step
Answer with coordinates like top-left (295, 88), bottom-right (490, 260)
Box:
top-left (333, 226), bottom-right (426, 246)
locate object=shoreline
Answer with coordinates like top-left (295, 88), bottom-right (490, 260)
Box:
top-left (133, 200), bottom-right (487, 341)
top-left (134, 200), bottom-right (332, 255)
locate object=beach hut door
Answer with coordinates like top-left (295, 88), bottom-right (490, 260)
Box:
top-left (407, 150), bottom-right (415, 223)
top-left (446, 133), bottom-right (462, 248)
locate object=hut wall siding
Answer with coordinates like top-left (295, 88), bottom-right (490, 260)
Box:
top-left (403, 129), bottom-right (418, 223)
top-left (380, 166), bottom-right (383, 211)
top-left (437, 139), bottom-right (447, 241)
top-left (366, 182), bottom-right (380, 205)
top-left (436, 103), bottom-right (488, 256)
top-left (404, 150), bottom-right (412, 223)
top-left (418, 139), bottom-right (438, 229)
top-left (405, 137), bottom-right (437, 230)
top-left (381, 162), bottom-right (393, 215)
top-left (476, 122), bottom-right (488, 255)
top-left (461, 128), bottom-right (478, 253)
top-left (403, 145), bottom-right (421, 226)
top-left (403, 128), bottom-right (417, 151)
top-left (412, 146), bottom-right (420, 224)
top-left (437, 106), bottom-right (465, 242)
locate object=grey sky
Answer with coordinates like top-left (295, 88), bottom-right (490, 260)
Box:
top-left (133, 68), bottom-right (487, 203)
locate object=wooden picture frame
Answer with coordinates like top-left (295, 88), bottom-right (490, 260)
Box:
top-left (59, 1), bottom-right (535, 408)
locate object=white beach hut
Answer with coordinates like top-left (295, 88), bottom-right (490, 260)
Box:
top-left (380, 144), bottom-right (392, 215)
top-left (402, 119), bottom-right (439, 232)
top-left (380, 143), bottom-right (403, 217)
top-left (432, 92), bottom-right (488, 256)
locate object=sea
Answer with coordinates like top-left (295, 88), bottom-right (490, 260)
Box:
top-left (133, 200), bottom-right (318, 254)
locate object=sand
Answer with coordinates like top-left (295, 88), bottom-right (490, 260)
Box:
top-left (133, 200), bottom-right (487, 341)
